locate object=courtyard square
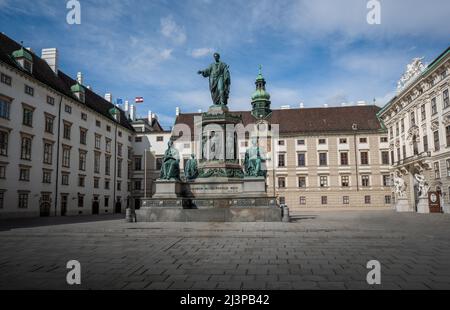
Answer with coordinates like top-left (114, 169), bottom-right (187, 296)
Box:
top-left (0, 210), bottom-right (450, 290)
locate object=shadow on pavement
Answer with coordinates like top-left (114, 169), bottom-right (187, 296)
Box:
top-left (0, 214), bottom-right (124, 231)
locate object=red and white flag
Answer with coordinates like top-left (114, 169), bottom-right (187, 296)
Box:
top-left (135, 97), bottom-right (144, 104)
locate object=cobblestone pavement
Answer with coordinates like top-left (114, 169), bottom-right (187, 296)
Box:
top-left (0, 211), bottom-right (450, 290)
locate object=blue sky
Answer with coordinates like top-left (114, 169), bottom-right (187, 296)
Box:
top-left (1, 0), bottom-right (449, 128)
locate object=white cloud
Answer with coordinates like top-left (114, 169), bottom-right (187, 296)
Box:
top-left (190, 48), bottom-right (214, 58)
top-left (160, 15), bottom-right (187, 45)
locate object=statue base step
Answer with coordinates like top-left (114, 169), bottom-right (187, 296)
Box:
top-left (395, 198), bottom-right (413, 212)
top-left (137, 197), bottom-right (281, 222)
top-left (417, 197), bottom-right (430, 214)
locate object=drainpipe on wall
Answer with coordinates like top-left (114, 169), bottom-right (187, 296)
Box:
top-left (54, 94), bottom-right (63, 216)
top-left (353, 125), bottom-right (360, 192)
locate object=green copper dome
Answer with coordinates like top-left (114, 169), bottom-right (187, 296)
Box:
top-left (251, 88), bottom-right (271, 101)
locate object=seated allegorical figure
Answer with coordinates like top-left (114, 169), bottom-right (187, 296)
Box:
top-left (160, 140), bottom-right (181, 181)
top-left (184, 154), bottom-right (199, 181)
top-left (244, 137), bottom-right (267, 177)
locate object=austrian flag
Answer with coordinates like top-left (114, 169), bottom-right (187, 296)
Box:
top-left (135, 97), bottom-right (144, 104)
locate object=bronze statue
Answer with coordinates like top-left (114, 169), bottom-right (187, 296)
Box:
top-left (244, 137), bottom-right (267, 177)
top-left (160, 140), bottom-right (180, 181)
top-left (198, 53), bottom-right (231, 106)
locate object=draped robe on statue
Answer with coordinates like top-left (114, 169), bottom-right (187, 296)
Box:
top-left (200, 61), bottom-right (231, 106)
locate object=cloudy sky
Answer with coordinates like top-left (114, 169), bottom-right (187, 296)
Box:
top-left (0, 0), bottom-right (449, 128)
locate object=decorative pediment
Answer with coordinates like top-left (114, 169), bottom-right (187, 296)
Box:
top-left (431, 120), bottom-right (440, 131)
top-left (442, 113), bottom-right (450, 126)
top-left (397, 57), bottom-right (426, 93)
top-left (395, 140), bottom-right (400, 148)
top-left (407, 125), bottom-right (420, 142)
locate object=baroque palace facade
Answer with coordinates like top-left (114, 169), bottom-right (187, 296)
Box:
top-left (378, 46), bottom-right (450, 214)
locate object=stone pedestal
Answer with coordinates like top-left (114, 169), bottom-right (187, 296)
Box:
top-left (152, 181), bottom-right (182, 199)
top-left (416, 197), bottom-right (430, 214)
top-left (395, 198), bottom-right (412, 212)
top-left (442, 203), bottom-right (450, 214)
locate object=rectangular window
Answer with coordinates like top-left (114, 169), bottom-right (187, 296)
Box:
top-left (44, 115), bottom-right (54, 134)
top-left (397, 147), bottom-right (401, 162)
top-left (423, 135), bottom-right (429, 152)
top-left (278, 177), bottom-right (286, 188)
top-left (65, 105), bottom-right (72, 114)
top-left (278, 154), bottom-right (285, 167)
top-left (297, 139), bottom-right (305, 145)
top-left (134, 157), bottom-right (141, 171)
top-left (135, 137), bottom-right (142, 143)
top-left (63, 123), bottom-right (71, 140)
top-left (78, 175), bottom-right (85, 187)
top-left (0, 98), bottom-right (10, 119)
top-left (104, 180), bottom-right (110, 190)
top-left (447, 159), bottom-right (450, 177)
top-left (20, 137), bottom-right (32, 160)
top-left (24, 85), bottom-right (34, 96)
top-left (339, 138), bottom-right (347, 144)
top-left (62, 147), bottom-right (71, 168)
top-left (1, 73), bottom-right (12, 85)
top-left (22, 107), bottom-right (33, 126)
top-left (401, 119), bottom-right (405, 133)
top-left (18, 193), bottom-right (28, 208)
top-left (79, 151), bottom-right (86, 171)
top-left (0, 191), bottom-right (4, 208)
top-left (117, 143), bottom-right (123, 157)
top-left (383, 175), bottom-right (391, 187)
top-left (298, 176), bottom-right (306, 188)
top-left (410, 111), bottom-right (416, 125)
top-left (278, 140), bottom-right (285, 146)
top-left (42, 170), bottom-right (51, 184)
top-left (157, 136), bottom-right (164, 142)
top-left (105, 155), bottom-right (111, 176)
top-left (343, 196), bottom-right (349, 205)
top-left (19, 167), bottom-right (30, 181)
top-left (61, 173), bottom-right (69, 186)
top-left (299, 196), bottom-right (306, 205)
top-left (321, 196), bottom-right (327, 205)
top-left (431, 98), bottom-right (438, 115)
top-left (104, 197), bottom-right (109, 208)
top-left (0, 130), bottom-right (8, 156)
top-left (0, 165), bottom-right (5, 179)
top-left (96, 120), bottom-right (101, 127)
top-left (78, 195), bottom-right (84, 208)
top-left (421, 104), bottom-right (426, 121)
top-left (117, 159), bottom-right (122, 178)
top-left (444, 89), bottom-right (449, 109)
top-left (94, 152), bottom-right (101, 174)
top-left (341, 175), bottom-right (349, 187)
top-left (360, 152), bottom-right (369, 165)
top-left (94, 178), bottom-right (100, 189)
top-left (361, 175), bottom-right (370, 187)
top-left (434, 131), bottom-right (440, 152)
top-left (380, 137), bottom-right (388, 143)
top-left (106, 125), bottom-right (111, 132)
top-left (117, 181), bottom-right (121, 191)
top-left (320, 176), bottom-right (328, 187)
top-left (297, 153), bottom-right (305, 167)
top-left (95, 134), bottom-right (101, 149)
top-left (340, 152), bottom-right (348, 166)
top-left (318, 139), bottom-right (326, 145)
top-left (319, 153), bottom-right (327, 166)
top-left (446, 126), bottom-right (450, 148)
top-left (385, 195), bottom-right (392, 204)
top-left (359, 137), bottom-right (367, 143)
top-left (435, 162), bottom-right (441, 179)
top-left (46, 95), bottom-right (55, 105)
top-left (365, 196), bottom-right (371, 204)
top-left (81, 112), bottom-right (87, 121)
top-left (80, 128), bottom-right (87, 145)
top-left (134, 180), bottom-right (141, 191)
top-left (43, 142), bottom-right (53, 165)
top-left (156, 157), bottom-right (163, 170)
top-left (105, 139), bottom-right (112, 153)
top-left (381, 151), bottom-right (390, 165)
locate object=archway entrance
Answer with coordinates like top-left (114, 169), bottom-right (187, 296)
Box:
top-left (115, 199), bottom-right (122, 214)
top-left (40, 202), bottom-right (51, 217)
top-left (92, 200), bottom-right (100, 215)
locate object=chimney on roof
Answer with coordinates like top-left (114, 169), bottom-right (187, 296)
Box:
top-left (104, 93), bottom-right (112, 103)
top-left (130, 104), bottom-right (136, 121)
top-left (299, 102), bottom-right (304, 109)
top-left (152, 113), bottom-right (157, 120)
top-left (323, 104), bottom-right (328, 108)
top-left (198, 109), bottom-right (202, 113)
top-left (148, 110), bottom-right (153, 123)
top-left (76, 72), bottom-right (83, 85)
top-left (341, 102), bottom-right (347, 107)
top-left (357, 100), bottom-right (366, 106)
top-left (41, 48), bottom-right (58, 73)
top-left (175, 107), bottom-right (180, 116)
top-left (280, 105), bottom-right (290, 110)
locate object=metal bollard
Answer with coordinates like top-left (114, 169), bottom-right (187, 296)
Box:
top-left (282, 205), bottom-right (290, 223)
top-left (125, 208), bottom-right (133, 223)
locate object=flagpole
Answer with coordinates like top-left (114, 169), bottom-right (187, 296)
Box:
top-left (144, 148), bottom-right (147, 200)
